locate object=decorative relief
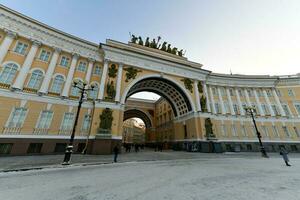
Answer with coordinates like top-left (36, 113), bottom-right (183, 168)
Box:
top-left (205, 118), bottom-right (215, 138)
top-left (105, 80), bottom-right (116, 100)
top-left (98, 108), bottom-right (113, 135)
top-left (108, 64), bottom-right (118, 78)
top-left (200, 95), bottom-right (207, 112)
top-left (181, 78), bottom-right (193, 93)
top-left (124, 67), bottom-right (142, 82)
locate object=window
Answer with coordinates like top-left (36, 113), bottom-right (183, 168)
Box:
top-left (247, 89), bottom-right (253, 97)
top-left (288, 89), bottom-right (295, 97)
top-left (233, 104), bottom-right (239, 115)
top-left (215, 103), bottom-right (220, 113)
top-left (27, 69), bottom-right (43, 89)
top-left (212, 87), bottom-right (217, 95)
top-left (224, 102), bottom-right (230, 113)
top-left (36, 110), bottom-right (53, 129)
top-left (27, 143), bottom-right (43, 154)
top-left (293, 127), bottom-right (300, 137)
top-left (241, 125), bottom-right (247, 136)
top-left (220, 87), bottom-right (226, 96)
top-left (93, 65), bottom-right (101, 75)
top-left (7, 107), bottom-right (27, 128)
top-left (61, 112), bottom-right (74, 130)
top-left (50, 75), bottom-right (64, 93)
top-left (77, 61), bottom-right (87, 72)
top-left (81, 114), bottom-right (91, 132)
top-left (266, 89), bottom-right (272, 97)
top-left (14, 41), bottom-right (28, 55)
top-left (60, 56), bottom-right (70, 67)
top-left (282, 104), bottom-right (290, 116)
top-left (229, 88), bottom-right (234, 96)
top-left (238, 89), bottom-right (244, 97)
top-left (0, 63), bottom-right (18, 84)
top-left (282, 126), bottom-right (291, 137)
top-left (272, 126), bottom-right (279, 137)
top-left (276, 89), bottom-right (282, 97)
top-left (272, 105), bottom-right (279, 116)
top-left (231, 124), bottom-right (237, 136)
top-left (0, 143), bottom-right (13, 154)
top-left (262, 104), bottom-right (269, 115)
top-left (261, 125), bottom-right (269, 137)
top-left (294, 104), bottom-right (300, 115)
top-left (70, 80), bottom-right (83, 97)
top-left (39, 49), bottom-right (51, 62)
top-left (89, 84), bottom-right (98, 99)
top-left (221, 124), bottom-right (226, 136)
top-left (256, 89), bottom-right (263, 97)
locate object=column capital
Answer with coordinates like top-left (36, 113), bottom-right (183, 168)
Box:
top-left (104, 58), bottom-right (110, 64)
top-left (53, 47), bottom-right (62, 53)
top-left (72, 52), bottom-right (80, 59)
top-left (4, 29), bottom-right (17, 39)
top-left (30, 39), bottom-right (42, 47)
top-left (88, 57), bottom-right (96, 63)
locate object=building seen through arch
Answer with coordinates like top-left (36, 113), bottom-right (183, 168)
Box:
top-left (1, 5), bottom-right (300, 155)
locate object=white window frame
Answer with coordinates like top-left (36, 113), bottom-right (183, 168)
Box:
top-left (81, 114), bottom-right (91, 132)
top-left (60, 112), bottom-right (75, 131)
top-left (39, 49), bottom-right (51, 62)
top-left (50, 75), bottom-right (65, 93)
top-left (0, 63), bottom-right (19, 84)
top-left (59, 56), bottom-right (70, 67)
top-left (77, 61), bottom-right (87, 72)
top-left (6, 107), bottom-right (28, 128)
top-left (36, 110), bottom-right (54, 129)
top-left (27, 69), bottom-right (44, 90)
top-left (272, 125), bottom-right (279, 137)
top-left (231, 124), bottom-right (237, 136)
top-left (14, 41), bottom-right (28, 55)
top-left (282, 126), bottom-right (291, 137)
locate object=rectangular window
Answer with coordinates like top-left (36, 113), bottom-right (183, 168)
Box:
top-left (229, 88), bottom-right (234, 96)
top-left (60, 56), bottom-right (70, 67)
top-left (257, 89), bottom-right (263, 97)
top-left (27, 143), bottom-right (43, 154)
top-left (224, 102), bottom-right (230, 113)
top-left (7, 107), bottom-right (28, 128)
top-left (0, 143), bottom-right (13, 154)
top-left (293, 127), bottom-right (300, 137)
top-left (294, 104), bottom-right (300, 115)
top-left (288, 89), bottom-right (295, 97)
top-left (261, 125), bottom-right (269, 137)
top-left (215, 103), bottom-right (220, 113)
top-left (247, 90), bottom-right (253, 97)
top-left (266, 89), bottom-right (272, 97)
top-left (232, 124), bottom-right (237, 136)
top-left (272, 126), bottom-right (279, 137)
top-left (36, 110), bottom-right (53, 129)
top-left (220, 87), bottom-right (226, 96)
top-left (212, 87), bottom-right (217, 95)
top-left (77, 61), bottom-right (87, 72)
top-left (272, 105), bottom-right (279, 116)
top-left (233, 104), bottom-right (239, 115)
top-left (238, 89), bottom-right (244, 97)
top-left (282, 126), bottom-right (291, 137)
top-left (282, 104), bottom-right (290, 116)
top-left (262, 104), bottom-right (269, 115)
top-left (93, 66), bottom-right (101, 75)
top-left (81, 114), bottom-right (91, 132)
top-left (61, 112), bottom-right (74, 130)
top-left (241, 125), bottom-right (247, 136)
top-left (221, 124), bottom-right (226, 136)
top-left (276, 89), bottom-right (282, 97)
top-left (39, 49), bottom-right (51, 62)
top-left (14, 41), bottom-right (28, 55)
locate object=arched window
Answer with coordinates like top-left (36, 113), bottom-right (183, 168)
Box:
top-left (0, 63), bottom-right (18, 84)
top-left (50, 75), bottom-right (64, 93)
top-left (70, 79), bottom-right (83, 97)
top-left (27, 69), bottom-right (43, 89)
top-left (89, 83), bottom-right (99, 99)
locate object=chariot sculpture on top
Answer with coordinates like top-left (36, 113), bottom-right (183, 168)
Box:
top-left (130, 34), bottom-right (186, 57)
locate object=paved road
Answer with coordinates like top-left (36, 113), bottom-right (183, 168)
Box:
top-left (0, 152), bottom-right (299, 200)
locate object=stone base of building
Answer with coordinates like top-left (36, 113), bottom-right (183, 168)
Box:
top-left (90, 139), bottom-right (122, 155)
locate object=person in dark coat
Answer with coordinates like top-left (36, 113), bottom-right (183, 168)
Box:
top-left (280, 147), bottom-right (291, 166)
top-left (113, 144), bottom-right (120, 162)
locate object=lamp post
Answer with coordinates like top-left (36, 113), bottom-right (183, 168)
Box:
top-left (245, 106), bottom-right (268, 158)
top-left (62, 80), bottom-right (95, 165)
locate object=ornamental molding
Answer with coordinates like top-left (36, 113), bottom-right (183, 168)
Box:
top-left (102, 45), bottom-right (209, 80)
top-left (0, 7), bottom-right (102, 62)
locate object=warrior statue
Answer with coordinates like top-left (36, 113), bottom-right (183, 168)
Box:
top-left (138, 36), bottom-right (143, 45)
top-left (131, 34), bottom-right (138, 43)
top-left (160, 42), bottom-right (167, 51)
top-left (178, 49), bottom-right (184, 57)
top-left (150, 39), bottom-right (157, 48)
top-left (145, 37), bottom-right (150, 47)
top-left (106, 81), bottom-right (116, 99)
top-left (167, 44), bottom-right (172, 53)
top-left (171, 47), bottom-right (178, 55)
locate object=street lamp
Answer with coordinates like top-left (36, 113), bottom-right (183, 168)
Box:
top-left (62, 80), bottom-right (95, 165)
top-left (245, 106), bottom-right (268, 158)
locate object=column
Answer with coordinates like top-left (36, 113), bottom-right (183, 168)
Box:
top-left (217, 87), bottom-right (226, 114)
top-left (209, 86), bottom-right (216, 114)
top-left (226, 88), bottom-right (235, 115)
top-left (203, 82), bottom-right (211, 112)
top-left (114, 63), bottom-right (123, 102)
top-left (0, 30), bottom-right (17, 65)
top-left (12, 40), bottom-right (41, 90)
top-left (98, 59), bottom-right (109, 100)
top-left (61, 53), bottom-right (79, 97)
top-left (272, 88), bottom-right (286, 117)
top-left (244, 88), bottom-right (252, 107)
top-left (263, 89), bottom-right (275, 116)
top-left (38, 47), bottom-right (61, 94)
top-left (235, 88), bottom-right (245, 115)
top-left (85, 58), bottom-right (95, 83)
top-left (253, 89), bottom-right (265, 116)
top-left (194, 80), bottom-right (201, 112)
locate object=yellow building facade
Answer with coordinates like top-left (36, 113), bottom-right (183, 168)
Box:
top-left (0, 5), bottom-right (300, 155)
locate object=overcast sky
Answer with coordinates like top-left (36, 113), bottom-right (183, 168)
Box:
top-left (1, 0), bottom-right (300, 100)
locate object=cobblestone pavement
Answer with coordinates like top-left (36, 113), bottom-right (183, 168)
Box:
top-left (0, 152), bottom-right (299, 200)
top-left (0, 148), bottom-right (299, 172)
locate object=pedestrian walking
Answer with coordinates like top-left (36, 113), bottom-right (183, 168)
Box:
top-left (280, 147), bottom-right (291, 166)
top-left (113, 144), bottom-right (120, 162)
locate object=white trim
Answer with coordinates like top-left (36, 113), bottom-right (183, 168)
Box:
top-left (52, 73), bottom-right (66, 80)
top-left (1, 61), bottom-right (21, 70)
top-left (120, 73), bottom-right (196, 113)
top-left (29, 67), bottom-right (46, 75)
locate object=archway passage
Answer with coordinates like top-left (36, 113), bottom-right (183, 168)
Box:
top-left (125, 77), bottom-right (192, 117)
top-left (124, 109), bottom-right (152, 128)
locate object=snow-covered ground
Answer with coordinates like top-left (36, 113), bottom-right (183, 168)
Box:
top-left (0, 154), bottom-right (299, 200)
